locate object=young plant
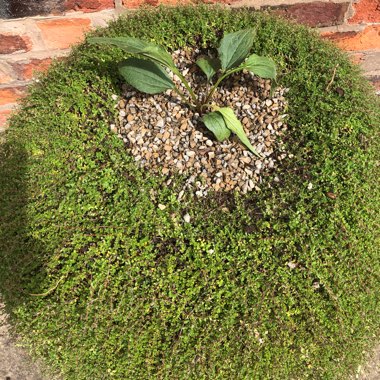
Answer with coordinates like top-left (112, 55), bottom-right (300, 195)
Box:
top-left (88, 29), bottom-right (276, 156)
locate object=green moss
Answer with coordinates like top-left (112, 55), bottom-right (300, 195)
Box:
top-left (0, 5), bottom-right (379, 379)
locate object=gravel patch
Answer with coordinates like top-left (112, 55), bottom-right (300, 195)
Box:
top-left (112, 47), bottom-right (290, 197)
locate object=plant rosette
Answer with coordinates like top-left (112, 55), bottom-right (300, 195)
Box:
top-left (89, 29), bottom-right (277, 157)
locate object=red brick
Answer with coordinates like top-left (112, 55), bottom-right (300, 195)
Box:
top-left (12, 58), bottom-right (53, 81)
top-left (0, 109), bottom-right (13, 130)
top-left (0, 87), bottom-right (27, 106)
top-left (65, 0), bottom-right (114, 12)
top-left (0, 34), bottom-right (32, 55)
top-left (36, 18), bottom-right (92, 49)
top-left (322, 25), bottom-right (380, 51)
top-left (122, 0), bottom-right (142, 7)
top-left (267, 1), bottom-right (350, 28)
top-left (349, 0), bottom-right (380, 24)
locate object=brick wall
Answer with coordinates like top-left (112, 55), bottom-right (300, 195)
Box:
top-left (0, 0), bottom-right (379, 131)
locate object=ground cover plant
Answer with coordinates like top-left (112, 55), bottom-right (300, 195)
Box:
top-left (0, 5), bottom-right (379, 380)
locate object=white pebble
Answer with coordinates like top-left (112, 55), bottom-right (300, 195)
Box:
top-left (183, 213), bottom-right (191, 223)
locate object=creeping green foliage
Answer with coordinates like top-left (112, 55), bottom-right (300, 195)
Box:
top-left (0, 5), bottom-right (379, 380)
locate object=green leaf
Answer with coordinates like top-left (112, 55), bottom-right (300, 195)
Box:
top-left (88, 36), bottom-right (176, 70)
top-left (118, 58), bottom-right (175, 94)
top-left (216, 107), bottom-right (260, 157)
top-left (217, 29), bottom-right (255, 71)
top-left (196, 57), bottom-right (220, 81)
top-left (202, 112), bottom-right (231, 141)
top-left (244, 54), bottom-right (277, 79)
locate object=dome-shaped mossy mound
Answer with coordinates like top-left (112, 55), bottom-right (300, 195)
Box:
top-left (0, 5), bottom-right (379, 380)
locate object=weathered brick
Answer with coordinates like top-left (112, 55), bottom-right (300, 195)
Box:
top-left (0, 86), bottom-right (27, 106)
top-left (0, 34), bottom-right (32, 55)
top-left (36, 18), bottom-right (92, 49)
top-left (12, 58), bottom-right (53, 81)
top-left (267, 1), bottom-right (350, 28)
top-left (0, 63), bottom-right (16, 84)
top-left (122, 0), bottom-right (142, 7)
top-left (349, 0), bottom-right (380, 24)
top-left (5, 0), bottom-right (65, 18)
top-left (64, 0), bottom-right (115, 12)
top-left (322, 25), bottom-right (380, 51)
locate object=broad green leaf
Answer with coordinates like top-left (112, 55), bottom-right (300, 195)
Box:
top-left (88, 36), bottom-right (175, 70)
top-left (118, 58), bottom-right (175, 94)
top-left (217, 29), bottom-right (255, 71)
top-left (202, 112), bottom-right (231, 141)
top-left (244, 54), bottom-right (277, 79)
top-left (196, 57), bottom-right (220, 81)
top-left (216, 107), bottom-right (260, 157)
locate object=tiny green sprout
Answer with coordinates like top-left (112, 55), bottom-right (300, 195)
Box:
top-left (88, 29), bottom-right (277, 157)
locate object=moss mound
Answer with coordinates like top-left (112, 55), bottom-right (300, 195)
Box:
top-left (0, 6), bottom-right (379, 379)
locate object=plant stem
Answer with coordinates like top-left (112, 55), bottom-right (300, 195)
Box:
top-left (203, 67), bottom-right (243, 105)
top-left (171, 67), bottom-right (201, 109)
top-left (173, 87), bottom-right (195, 109)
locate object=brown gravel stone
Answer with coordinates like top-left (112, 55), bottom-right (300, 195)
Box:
top-left (113, 48), bottom-right (289, 197)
